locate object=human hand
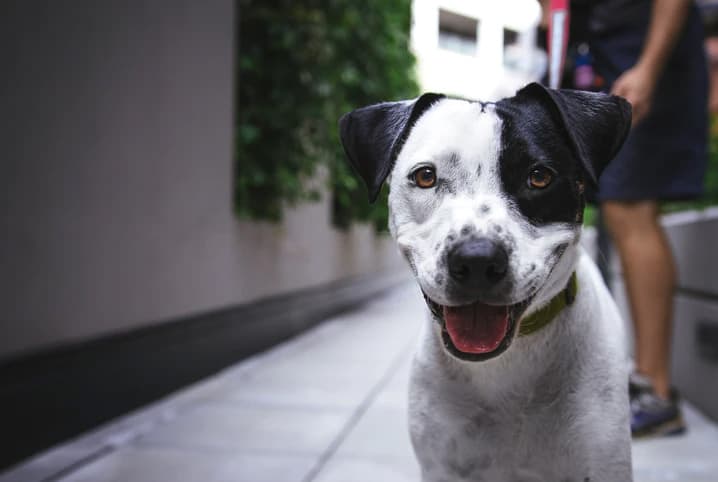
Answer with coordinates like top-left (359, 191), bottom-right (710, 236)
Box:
top-left (610, 65), bottom-right (657, 126)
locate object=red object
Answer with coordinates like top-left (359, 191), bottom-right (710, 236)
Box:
top-left (548, 0), bottom-right (570, 89)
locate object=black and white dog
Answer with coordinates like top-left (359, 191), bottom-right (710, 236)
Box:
top-left (339, 83), bottom-right (633, 481)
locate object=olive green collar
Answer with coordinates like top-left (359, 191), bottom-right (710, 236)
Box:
top-left (518, 272), bottom-right (578, 337)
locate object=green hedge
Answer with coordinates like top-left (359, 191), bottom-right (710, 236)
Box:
top-left (236, 0), bottom-right (419, 230)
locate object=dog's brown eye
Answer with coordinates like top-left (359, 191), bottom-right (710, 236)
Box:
top-left (412, 167), bottom-right (437, 188)
top-left (528, 167), bottom-right (553, 189)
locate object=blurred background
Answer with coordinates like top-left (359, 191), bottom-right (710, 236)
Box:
top-left (1, 1), bottom-right (717, 481)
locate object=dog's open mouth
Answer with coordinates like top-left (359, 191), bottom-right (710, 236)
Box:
top-left (424, 295), bottom-right (533, 362)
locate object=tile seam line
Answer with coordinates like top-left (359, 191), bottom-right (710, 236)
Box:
top-left (40, 446), bottom-right (114, 482)
top-left (36, 398), bottom-right (199, 481)
top-left (301, 339), bottom-right (416, 482)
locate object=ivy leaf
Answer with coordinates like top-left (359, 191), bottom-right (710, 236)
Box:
top-left (238, 124), bottom-right (260, 144)
top-left (235, 0), bottom-right (418, 229)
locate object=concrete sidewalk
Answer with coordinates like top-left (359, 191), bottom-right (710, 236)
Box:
top-left (2, 283), bottom-right (717, 482)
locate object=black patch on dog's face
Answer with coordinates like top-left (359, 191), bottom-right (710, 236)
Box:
top-left (495, 98), bottom-right (585, 225)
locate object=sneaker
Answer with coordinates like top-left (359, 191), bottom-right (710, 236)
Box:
top-left (629, 373), bottom-right (686, 438)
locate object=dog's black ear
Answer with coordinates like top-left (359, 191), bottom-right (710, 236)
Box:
top-left (515, 82), bottom-right (632, 186)
top-left (338, 93), bottom-right (445, 202)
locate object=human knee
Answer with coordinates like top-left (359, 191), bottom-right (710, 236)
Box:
top-left (601, 201), bottom-right (660, 241)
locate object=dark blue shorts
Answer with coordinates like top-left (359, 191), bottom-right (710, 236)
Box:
top-left (590, 7), bottom-right (709, 202)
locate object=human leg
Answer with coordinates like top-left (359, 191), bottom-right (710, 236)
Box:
top-left (601, 200), bottom-right (674, 400)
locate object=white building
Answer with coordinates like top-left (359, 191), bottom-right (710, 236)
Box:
top-left (411, 0), bottom-right (545, 100)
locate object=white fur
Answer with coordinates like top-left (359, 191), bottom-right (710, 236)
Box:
top-left (386, 99), bottom-right (632, 481)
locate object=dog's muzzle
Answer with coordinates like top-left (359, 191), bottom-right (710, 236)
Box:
top-left (423, 293), bottom-right (533, 362)
top-left (421, 236), bottom-right (527, 362)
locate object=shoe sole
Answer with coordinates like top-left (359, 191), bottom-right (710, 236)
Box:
top-left (632, 416), bottom-right (687, 439)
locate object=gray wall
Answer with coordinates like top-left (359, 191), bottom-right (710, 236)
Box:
top-left (0, 1), bottom-right (404, 360)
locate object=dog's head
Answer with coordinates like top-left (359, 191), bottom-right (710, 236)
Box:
top-left (339, 83), bottom-right (631, 362)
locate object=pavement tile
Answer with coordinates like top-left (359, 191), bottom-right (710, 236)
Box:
top-left (135, 401), bottom-right (347, 456)
top-left (632, 403), bottom-right (718, 482)
top-left (372, 357), bottom-right (413, 410)
top-left (334, 402), bottom-right (415, 461)
top-left (312, 455), bottom-right (420, 482)
top-left (218, 359), bottom-right (387, 410)
top-left (55, 446), bottom-right (315, 482)
top-left (293, 321), bottom-right (417, 366)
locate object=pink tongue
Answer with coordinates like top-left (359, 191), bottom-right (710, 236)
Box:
top-left (443, 303), bottom-right (509, 354)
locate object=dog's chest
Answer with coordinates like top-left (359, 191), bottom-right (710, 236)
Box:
top-left (410, 381), bottom-right (584, 481)
top-left (408, 329), bottom-right (594, 481)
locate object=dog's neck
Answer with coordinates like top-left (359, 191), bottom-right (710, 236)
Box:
top-left (519, 272), bottom-right (577, 337)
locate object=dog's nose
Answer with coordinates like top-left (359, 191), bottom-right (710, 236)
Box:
top-left (447, 238), bottom-right (508, 288)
